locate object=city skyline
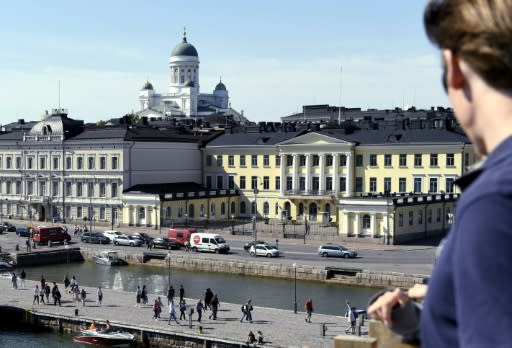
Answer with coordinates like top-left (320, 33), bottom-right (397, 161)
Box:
top-left (0, 0), bottom-right (448, 124)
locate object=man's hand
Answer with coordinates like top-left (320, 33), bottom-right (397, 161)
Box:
top-left (367, 288), bottom-right (410, 327)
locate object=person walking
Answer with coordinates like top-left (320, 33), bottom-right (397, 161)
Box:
top-left (80, 288), bottom-right (87, 306)
top-left (39, 285), bottom-right (46, 304)
top-left (63, 274), bottom-right (70, 290)
top-left (168, 300), bottom-right (179, 324)
top-left (11, 272), bottom-right (17, 290)
top-left (167, 285), bottom-right (175, 305)
top-left (97, 287), bottom-right (103, 306)
top-left (20, 270), bottom-right (26, 289)
top-left (153, 298), bottom-right (162, 321)
top-left (40, 274), bottom-right (46, 291)
top-left (305, 298), bottom-right (313, 323)
top-left (52, 283), bottom-right (61, 306)
top-left (179, 299), bottom-right (187, 320)
top-left (240, 299), bottom-right (253, 323)
top-left (204, 288), bottom-right (213, 311)
top-left (44, 283), bottom-right (51, 303)
top-left (141, 285), bottom-right (148, 305)
top-left (135, 286), bottom-right (142, 307)
top-left (25, 238), bottom-right (31, 252)
top-left (345, 301), bottom-right (356, 334)
top-left (33, 285), bottom-right (40, 304)
top-left (179, 285), bottom-right (185, 302)
top-left (196, 299), bottom-right (204, 323)
top-left (209, 294), bottom-right (219, 320)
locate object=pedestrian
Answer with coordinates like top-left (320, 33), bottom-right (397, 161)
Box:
top-left (179, 284), bottom-right (185, 302)
top-left (52, 283), bottom-right (61, 306)
top-left (80, 288), bottom-right (87, 306)
top-left (135, 286), bottom-right (141, 307)
top-left (33, 285), bottom-right (40, 304)
top-left (69, 275), bottom-right (78, 292)
top-left (20, 269), bottom-right (26, 289)
top-left (39, 285), bottom-right (46, 304)
top-left (44, 283), bottom-right (51, 303)
top-left (168, 300), bottom-right (179, 324)
top-left (153, 299), bottom-right (162, 320)
top-left (257, 331), bottom-right (264, 344)
top-left (305, 298), bottom-right (313, 323)
top-left (209, 294), bottom-right (219, 320)
top-left (25, 238), bottom-right (31, 252)
top-left (10, 272), bottom-right (17, 289)
top-left (167, 285), bottom-right (175, 305)
top-left (73, 285), bottom-right (81, 302)
top-left (246, 330), bottom-right (256, 346)
top-left (179, 299), bottom-right (187, 320)
top-left (97, 287), bottom-right (103, 306)
top-left (184, 240), bottom-right (191, 252)
top-left (141, 285), bottom-right (148, 305)
top-left (196, 299), bottom-right (204, 322)
top-left (63, 274), bottom-right (70, 290)
top-left (240, 299), bottom-right (253, 323)
top-left (345, 301), bottom-right (356, 334)
top-left (204, 288), bottom-right (213, 310)
top-left (40, 274), bottom-right (46, 290)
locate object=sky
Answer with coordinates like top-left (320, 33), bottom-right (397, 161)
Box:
top-left (0, 0), bottom-right (449, 124)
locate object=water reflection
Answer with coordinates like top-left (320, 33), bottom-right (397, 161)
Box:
top-left (24, 261), bottom-right (379, 316)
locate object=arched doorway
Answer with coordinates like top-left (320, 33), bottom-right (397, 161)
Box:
top-left (308, 203), bottom-right (318, 221)
top-left (284, 202), bottom-right (291, 220)
top-left (230, 201), bottom-right (236, 216)
top-left (188, 204), bottom-right (195, 218)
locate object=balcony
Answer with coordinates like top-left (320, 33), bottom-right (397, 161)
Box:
top-left (284, 190), bottom-right (337, 200)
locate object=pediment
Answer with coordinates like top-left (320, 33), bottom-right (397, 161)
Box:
top-left (277, 132), bottom-right (352, 146)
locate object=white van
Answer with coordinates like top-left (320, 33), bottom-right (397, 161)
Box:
top-left (190, 233), bottom-right (230, 254)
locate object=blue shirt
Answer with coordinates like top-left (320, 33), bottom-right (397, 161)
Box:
top-left (421, 136), bottom-right (512, 347)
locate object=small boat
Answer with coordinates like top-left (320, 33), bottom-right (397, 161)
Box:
top-left (0, 258), bottom-right (14, 271)
top-left (92, 250), bottom-right (128, 266)
top-left (73, 329), bottom-right (135, 346)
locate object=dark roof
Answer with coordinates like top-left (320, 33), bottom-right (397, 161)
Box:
top-left (124, 182), bottom-right (239, 200)
top-left (215, 81), bottom-right (226, 91)
top-left (206, 131), bottom-right (303, 147)
top-left (141, 81), bottom-right (154, 90)
top-left (171, 36), bottom-right (198, 57)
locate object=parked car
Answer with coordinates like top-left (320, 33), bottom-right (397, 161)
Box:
top-left (0, 222), bottom-right (16, 232)
top-left (131, 232), bottom-right (154, 244)
top-left (15, 226), bottom-right (31, 238)
top-left (103, 230), bottom-right (123, 242)
top-left (317, 244), bottom-right (357, 258)
top-left (243, 240), bottom-right (268, 251)
top-left (114, 235), bottom-right (143, 247)
top-left (32, 226), bottom-right (71, 245)
top-left (249, 244), bottom-right (280, 258)
top-left (152, 237), bottom-right (181, 250)
top-left (81, 232), bottom-right (111, 244)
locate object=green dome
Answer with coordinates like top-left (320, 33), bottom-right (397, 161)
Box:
top-left (215, 81), bottom-right (226, 91)
top-left (141, 81), bottom-right (154, 90)
top-left (171, 37), bottom-right (198, 57)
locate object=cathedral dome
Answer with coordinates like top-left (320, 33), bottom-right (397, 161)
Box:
top-left (171, 35), bottom-right (198, 57)
top-left (215, 81), bottom-right (226, 91)
top-left (141, 81), bottom-right (154, 90)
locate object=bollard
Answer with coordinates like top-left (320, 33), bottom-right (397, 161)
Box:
top-left (357, 323), bottom-right (362, 336)
top-left (321, 323), bottom-right (327, 336)
top-left (74, 309), bottom-right (79, 316)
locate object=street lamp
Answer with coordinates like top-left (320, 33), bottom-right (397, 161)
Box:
top-left (252, 188), bottom-right (259, 241)
top-left (293, 263), bottom-right (297, 314)
top-left (231, 214), bottom-right (235, 234)
top-left (166, 252), bottom-right (171, 288)
top-left (184, 213), bottom-right (188, 227)
top-left (154, 196), bottom-right (158, 231)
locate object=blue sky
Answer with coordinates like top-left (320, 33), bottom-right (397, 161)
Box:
top-left (0, 0), bottom-right (448, 124)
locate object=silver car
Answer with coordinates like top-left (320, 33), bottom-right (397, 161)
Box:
top-left (249, 244), bottom-right (280, 258)
top-left (113, 234), bottom-right (143, 247)
top-left (318, 244), bottom-right (357, 258)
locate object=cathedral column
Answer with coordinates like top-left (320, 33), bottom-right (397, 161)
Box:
top-left (305, 153), bottom-right (311, 194)
top-left (355, 212), bottom-right (360, 236)
top-left (144, 206), bottom-right (149, 226)
top-left (332, 153), bottom-right (339, 195)
top-left (344, 212), bottom-right (350, 236)
top-left (280, 154), bottom-right (286, 196)
top-left (319, 153), bottom-right (325, 194)
top-left (346, 153), bottom-right (353, 197)
top-left (370, 213), bottom-right (376, 237)
top-left (292, 154), bottom-right (298, 193)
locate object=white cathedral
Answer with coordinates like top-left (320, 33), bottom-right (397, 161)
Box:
top-left (137, 31), bottom-right (246, 123)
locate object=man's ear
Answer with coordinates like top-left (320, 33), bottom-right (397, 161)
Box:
top-left (443, 49), bottom-right (466, 90)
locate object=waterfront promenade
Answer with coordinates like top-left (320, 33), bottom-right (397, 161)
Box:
top-left (0, 276), bottom-right (363, 347)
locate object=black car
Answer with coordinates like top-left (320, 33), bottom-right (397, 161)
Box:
top-left (15, 226), bottom-right (31, 237)
top-left (0, 222), bottom-right (16, 232)
top-left (81, 232), bottom-right (111, 244)
top-left (152, 237), bottom-right (181, 250)
top-left (131, 232), bottom-right (154, 244)
top-left (243, 240), bottom-right (268, 251)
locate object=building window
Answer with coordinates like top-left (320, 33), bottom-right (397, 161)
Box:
top-left (100, 156), bottom-right (106, 170)
top-left (399, 178), bottom-right (406, 193)
top-left (240, 155), bottom-right (246, 167)
top-left (263, 176), bottom-right (269, 190)
top-left (399, 212), bottom-right (404, 227)
top-left (15, 157), bottom-right (20, 169)
top-left (384, 177), bottom-right (391, 193)
top-left (27, 181), bottom-right (33, 195)
top-left (76, 183), bottom-right (83, 197)
top-left (166, 207), bottom-right (171, 217)
top-left (228, 155), bottom-right (234, 167)
top-left (88, 156), bottom-right (95, 170)
top-left (39, 157), bottom-right (46, 169)
top-left (429, 177), bottom-right (438, 193)
top-left (221, 202), bottom-right (226, 215)
top-left (299, 177), bottom-right (306, 191)
top-left (65, 182), bottom-right (71, 196)
top-left (446, 178), bottom-right (455, 193)
top-left (427, 209), bottom-right (433, 223)
top-left (446, 153), bottom-right (455, 167)
top-left (418, 210), bottom-right (423, 225)
top-left (356, 155), bottom-right (363, 167)
top-left (340, 177), bottom-right (347, 192)
top-left (430, 154), bottom-right (438, 167)
top-left (27, 157), bottom-right (33, 169)
top-left (52, 181), bottom-right (58, 197)
top-left (263, 155), bottom-right (269, 167)
top-left (239, 176), bottom-right (246, 189)
top-left (251, 176), bottom-right (258, 190)
top-left (312, 155), bottom-right (319, 166)
top-left (6, 182), bottom-right (11, 194)
top-left (363, 215), bottom-right (371, 229)
top-left (340, 154), bottom-right (347, 166)
top-left (228, 176), bottom-right (235, 189)
top-left (88, 182), bottom-right (94, 197)
top-left (370, 154), bottom-right (377, 166)
top-left (6, 157), bottom-right (12, 169)
top-left (206, 155), bottom-right (212, 167)
top-left (275, 176), bottom-right (280, 190)
top-left (286, 155), bottom-right (293, 166)
top-left (414, 177), bottom-right (422, 193)
top-left (312, 177), bottom-right (319, 191)
top-left (100, 207), bottom-right (106, 220)
top-left (66, 157), bottom-right (72, 169)
top-left (99, 183), bottom-right (106, 197)
top-left (286, 177), bottom-right (293, 190)
top-left (251, 155), bottom-right (257, 167)
top-left (111, 157), bottom-right (118, 170)
top-left (414, 154), bottom-right (422, 167)
top-left (355, 177), bottom-right (363, 192)
top-left (216, 156), bottom-right (223, 167)
top-left (15, 181), bottom-right (21, 194)
top-left (326, 155), bottom-right (333, 166)
top-left (263, 202), bottom-right (269, 215)
top-left (299, 155), bottom-right (306, 166)
top-left (369, 177), bottom-right (377, 192)
top-left (409, 211), bottom-right (414, 225)
top-left (384, 154), bottom-right (392, 167)
top-left (216, 175), bottom-right (223, 189)
top-left (240, 201), bottom-right (246, 214)
top-left (111, 183), bottom-right (118, 198)
top-left (275, 155), bottom-right (281, 167)
top-left (53, 157), bottom-right (59, 170)
top-left (399, 154), bottom-right (407, 167)
top-left (206, 176), bottom-right (212, 189)
top-left (77, 207), bottom-right (83, 218)
top-left (326, 177), bottom-right (333, 191)
top-left (77, 157), bottom-right (83, 170)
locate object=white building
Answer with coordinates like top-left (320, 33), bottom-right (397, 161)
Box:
top-left (138, 30), bottom-right (245, 123)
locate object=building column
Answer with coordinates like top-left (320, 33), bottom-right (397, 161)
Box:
top-left (333, 153), bottom-right (339, 195)
top-left (355, 212), bottom-right (360, 236)
top-left (305, 153), bottom-right (311, 194)
top-left (292, 154), bottom-right (298, 193)
top-left (370, 213), bottom-right (376, 237)
top-left (346, 153), bottom-right (353, 197)
top-left (344, 212), bottom-right (350, 236)
top-left (382, 213), bottom-right (388, 240)
top-left (144, 206), bottom-right (149, 225)
top-left (319, 153), bottom-right (325, 194)
top-left (280, 154), bottom-right (286, 196)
